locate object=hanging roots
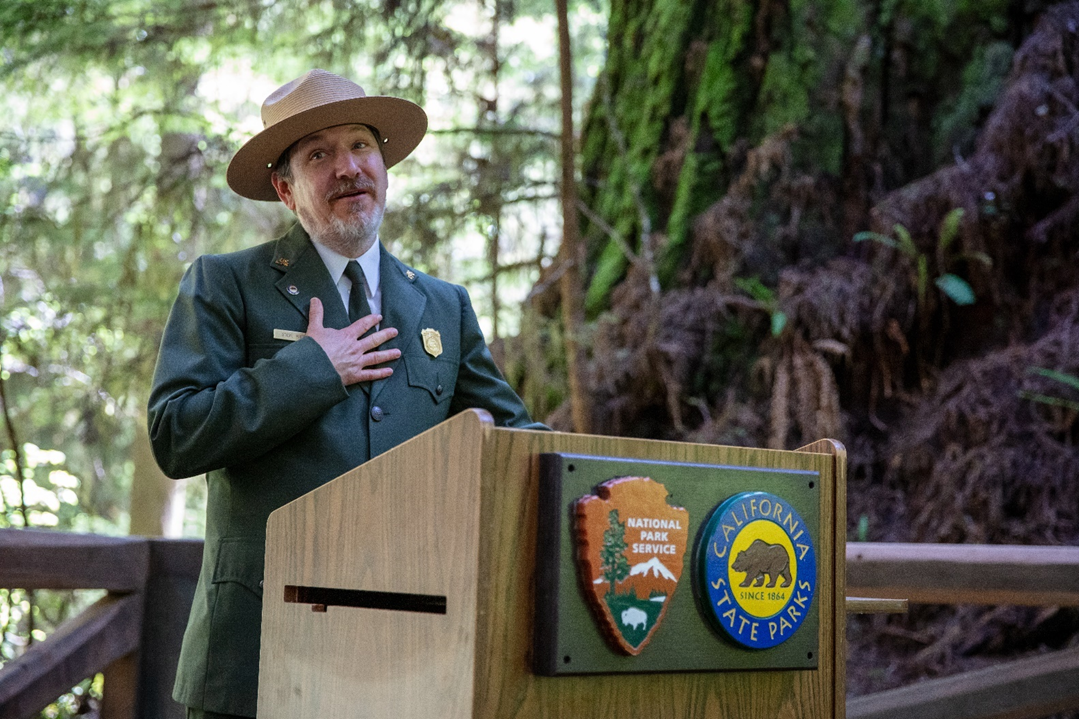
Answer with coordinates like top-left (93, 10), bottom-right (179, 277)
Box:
top-left (767, 337), bottom-right (842, 449)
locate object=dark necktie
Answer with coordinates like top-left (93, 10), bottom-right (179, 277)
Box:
top-left (343, 260), bottom-right (372, 324)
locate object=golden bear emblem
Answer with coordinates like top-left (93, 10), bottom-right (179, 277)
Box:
top-left (732, 539), bottom-right (792, 588)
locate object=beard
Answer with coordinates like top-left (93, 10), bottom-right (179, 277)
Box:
top-left (298, 178), bottom-right (385, 257)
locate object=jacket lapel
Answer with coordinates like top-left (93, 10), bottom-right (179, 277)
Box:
top-left (371, 246), bottom-right (427, 403)
top-left (270, 224), bottom-right (350, 330)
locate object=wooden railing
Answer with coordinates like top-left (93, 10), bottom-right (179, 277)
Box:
top-left (0, 530), bottom-right (1077, 719)
top-left (847, 543), bottom-right (1079, 719)
top-left (0, 529), bottom-right (201, 719)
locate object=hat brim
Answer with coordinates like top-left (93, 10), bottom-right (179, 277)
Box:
top-left (227, 96), bottom-right (428, 202)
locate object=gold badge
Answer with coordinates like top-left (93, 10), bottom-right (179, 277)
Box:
top-left (421, 328), bottom-right (443, 358)
top-left (275, 258), bottom-right (290, 267)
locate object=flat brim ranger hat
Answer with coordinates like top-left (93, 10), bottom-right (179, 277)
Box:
top-left (227, 68), bottom-right (428, 201)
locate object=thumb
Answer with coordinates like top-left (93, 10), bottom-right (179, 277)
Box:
top-left (306, 297), bottom-right (325, 331)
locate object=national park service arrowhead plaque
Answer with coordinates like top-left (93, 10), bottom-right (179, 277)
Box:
top-left (574, 477), bottom-right (689, 655)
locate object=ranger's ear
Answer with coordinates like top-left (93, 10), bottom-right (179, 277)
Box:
top-left (270, 172), bottom-right (296, 211)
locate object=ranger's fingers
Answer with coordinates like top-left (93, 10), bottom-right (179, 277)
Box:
top-left (306, 297), bottom-right (325, 330)
top-left (355, 366), bottom-right (394, 382)
top-left (361, 348), bottom-right (402, 368)
top-left (358, 326), bottom-right (399, 351)
top-left (347, 313), bottom-right (382, 337)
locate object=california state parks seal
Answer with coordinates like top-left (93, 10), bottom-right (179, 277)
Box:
top-left (696, 491), bottom-right (816, 649)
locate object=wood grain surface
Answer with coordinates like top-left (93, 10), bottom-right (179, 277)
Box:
top-left (847, 542), bottom-right (1079, 606)
top-left (260, 409), bottom-right (491, 719)
top-left (0, 529), bottom-right (149, 592)
top-left (848, 644), bottom-right (1079, 719)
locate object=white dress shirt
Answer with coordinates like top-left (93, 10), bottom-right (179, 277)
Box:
top-left (311, 239), bottom-right (383, 321)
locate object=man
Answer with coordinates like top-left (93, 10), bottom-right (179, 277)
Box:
top-left (148, 69), bottom-right (545, 719)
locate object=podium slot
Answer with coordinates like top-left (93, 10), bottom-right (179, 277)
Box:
top-left (283, 585), bottom-right (447, 614)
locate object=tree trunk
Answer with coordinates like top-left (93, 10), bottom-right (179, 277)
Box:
top-left (556, 0), bottom-right (592, 434)
top-left (128, 419), bottom-right (186, 537)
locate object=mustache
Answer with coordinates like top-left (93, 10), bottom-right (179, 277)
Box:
top-left (326, 179), bottom-right (376, 201)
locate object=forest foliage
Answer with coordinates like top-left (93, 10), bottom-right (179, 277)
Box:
top-left (0, 0), bottom-right (602, 712)
top-left (0, 0), bottom-right (608, 529)
top-left (2, 0), bottom-right (1079, 713)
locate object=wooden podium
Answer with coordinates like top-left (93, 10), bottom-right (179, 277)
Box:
top-left (259, 409), bottom-right (846, 718)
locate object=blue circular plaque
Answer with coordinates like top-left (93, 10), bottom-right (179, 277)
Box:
top-left (696, 491), bottom-right (816, 649)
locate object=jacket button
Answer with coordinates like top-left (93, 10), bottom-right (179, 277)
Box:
top-left (259, 580), bottom-right (264, 588)
top-left (436, 384), bottom-right (443, 396)
top-left (371, 406), bottom-right (384, 421)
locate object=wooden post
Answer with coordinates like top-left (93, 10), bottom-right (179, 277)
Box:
top-left (0, 593), bottom-right (143, 718)
top-left (0, 531), bottom-right (202, 719)
top-left (102, 651), bottom-right (139, 719)
top-left (136, 539), bottom-right (204, 719)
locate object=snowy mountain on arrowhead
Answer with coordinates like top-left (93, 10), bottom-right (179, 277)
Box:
top-left (629, 556), bottom-right (677, 581)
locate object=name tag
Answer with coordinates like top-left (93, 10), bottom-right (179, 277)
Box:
top-left (274, 329), bottom-right (306, 342)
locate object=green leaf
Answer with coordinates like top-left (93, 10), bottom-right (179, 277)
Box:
top-left (935, 273), bottom-right (976, 305)
top-left (960, 251), bottom-right (993, 267)
top-left (1018, 390), bottom-right (1079, 413)
top-left (938, 208), bottom-right (965, 252)
top-left (1027, 367), bottom-right (1079, 392)
top-left (853, 230), bottom-right (902, 250)
top-left (894, 224), bottom-right (917, 256)
top-left (771, 311), bottom-right (787, 337)
top-left (734, 276), bottom-right (775, 303)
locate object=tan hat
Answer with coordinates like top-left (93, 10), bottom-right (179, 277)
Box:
top-left (227, 69), bottom-right (428, 201)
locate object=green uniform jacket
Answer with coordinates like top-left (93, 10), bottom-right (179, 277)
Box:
top-left (148, 224), bottom-right (543, 716)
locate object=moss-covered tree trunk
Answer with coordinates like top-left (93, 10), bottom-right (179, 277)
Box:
top-left (579, 0), bottom-right (856, 308)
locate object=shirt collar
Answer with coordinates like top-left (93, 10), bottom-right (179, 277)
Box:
top-left (312, 238), bottom-right (381, 294)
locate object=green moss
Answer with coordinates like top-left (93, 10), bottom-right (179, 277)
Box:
top-left (696, 1), bottom-right (754, 147)
top-left (585, 241), bottom-right (630, 313)
top-left (580, 0), bottom-right (700, 310)
top-left (654, 0), bottom-right (754, 277)
top-left (756, 51), bottom-right (812, 136)
top-left (662, 146), bottom-right (702, 279)
top-left (662, 149), bottom-right (726, 281)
